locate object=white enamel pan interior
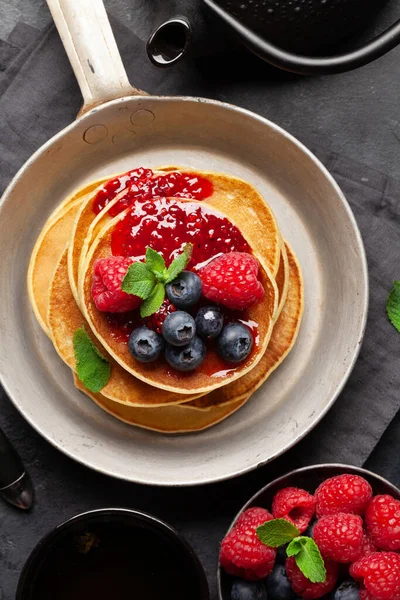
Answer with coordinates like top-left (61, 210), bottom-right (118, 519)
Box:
top-left (0, 0), bottom-right (368, 485)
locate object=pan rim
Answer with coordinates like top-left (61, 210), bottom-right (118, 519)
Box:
top-left (0, 95), bottom-right (369, 486)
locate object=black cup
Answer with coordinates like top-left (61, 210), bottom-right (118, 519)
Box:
top-left (17, 508), bottom-right (209, 600)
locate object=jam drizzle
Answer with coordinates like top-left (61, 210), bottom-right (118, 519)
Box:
top-left (111, 198), bottom-right (250, 267)
top-left (93, 168), bottom-right (214, 216)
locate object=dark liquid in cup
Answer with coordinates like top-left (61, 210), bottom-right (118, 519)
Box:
top-left (28, 521), bottom-right (201, 600)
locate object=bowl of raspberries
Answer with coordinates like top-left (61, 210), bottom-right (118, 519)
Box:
top-left (218, 464), bottom-right (400, 600)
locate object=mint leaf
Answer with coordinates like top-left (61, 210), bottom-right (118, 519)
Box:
top-left (257, 519), bottom-right (300, 547)
top-left (140, 282), bottom-right (165, 318)
top-left (165, 243), bottom-right (193, 283)
top-left (287, 537), bottom-right (326, 584)
top-left (146, 247), bottom-right (166, 275)
top-left (386, 280), bottom-right (400, 333)
top-left (120, 245), bottom-right (194, 317)
top-left (286, 538), bottom-right (303, 557)
top-left (73, 327), bottom-right (110, 393)
top-left (121, 262), bottom-right (156, 299)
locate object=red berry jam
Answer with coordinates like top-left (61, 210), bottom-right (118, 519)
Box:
top-left (105, 311), bottom-right (143, 344)
top-left (111, 198), bottom-right (250, 268)
top-left (92, 168), bottom-right (213, 216)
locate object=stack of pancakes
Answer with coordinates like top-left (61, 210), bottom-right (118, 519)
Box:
top-left (28, 167), bottom-right (303, 433)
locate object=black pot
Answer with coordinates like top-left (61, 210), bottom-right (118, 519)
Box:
top-left (146, 0), bottom-right (400, 74)
top-left (17, 508), bottom-right (210, 600)
top-left (209, 0), bottom-right (386, 54)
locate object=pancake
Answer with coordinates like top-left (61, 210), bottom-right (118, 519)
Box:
top-left (186, 242), bottom-right (303, 409)
top-left (48, 250), bottom-right (203, 407)
top-left (73, 373), bottom-right (248, 433)
top-left (80, 200), bottom-right (279, 395)
top-left (28, 199), bottom-right (84, 336)
top-left (69, 168), bottom-right (281, 304)
top-left (27, 179), bottom-right (109, 336)
top-left (275, 241), bottom-right (289, 319)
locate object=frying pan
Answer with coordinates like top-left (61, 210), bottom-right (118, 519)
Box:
top-left (0, 0), bottom-right (368, 485)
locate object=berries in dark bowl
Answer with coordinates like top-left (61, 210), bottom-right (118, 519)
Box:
top-left (128, 326), bottom-right (164, 362)
top-left (165, 336), bottom-right (206, 371)
top-left (217, 323), bottom-right (253, 363)
top-left (166, 271), bottom-right (202, 309)
top-left (162, 311), bottom-right (196, 347)
top-left (195, 306), bottom-right (224, 339)
top-left (217, 465), bottom-right (400, 600)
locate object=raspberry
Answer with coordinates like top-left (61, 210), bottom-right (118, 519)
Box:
top-left (272, 487), bottom-right (315, 533)
top-left (350, 552), bottom-right (400, 600)
top-left (365, 495), bottom-right (400, 551)
top-left (313, 512), bottom-right (363, 563)
top-left (144, 299), bottom-right (176, 334)
top-left (199, 252), bottom-right (264, 310)
top-left (219, 508), bottom-right (276, 580)
top-left (235, 507), bottom-right (274, 529)
top-left (359, 591), bottom-right (374, 600)
top-left (315, 474), bottom-right (372, 517)
top-left (91, 256), bottom-right (141, 313)
top-left (285, 556), bottom-right (339, 599)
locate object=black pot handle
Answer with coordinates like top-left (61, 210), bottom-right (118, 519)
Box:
top-left (203, 0), bottom-right (400, 75)
top-left (147, 17), bottom-right (192, 67)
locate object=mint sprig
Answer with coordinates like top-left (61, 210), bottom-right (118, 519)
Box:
top-left (256, 518), bottom-right (326, 584)
top-left (257, 519), bottom-right (300, 546)
top-left (386, 280), bottom-right (400, 333)
top-left (73, 327), bottom-right (111, 393)
top-left (121, 243), bottom-right (193, 318)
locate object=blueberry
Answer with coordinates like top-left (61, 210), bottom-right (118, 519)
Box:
top-left (166, 271), bottom-right (202, 309)
top-left (195, 305), bottom-right (224, 339)
top-left (128, 326), bottom-right (164, 362)
top-left (231, 579), bottom-right (268, 600)
top-left (331, 581), bottom-right (360, 600)
top-left (216, 323), bottom-right (253, 363)
top-left (267, 563), bottom-right (297, 599)
top-left (165, 336), bottom-right (206, 371)
top-left (162, 311), bottom-right (196, 346)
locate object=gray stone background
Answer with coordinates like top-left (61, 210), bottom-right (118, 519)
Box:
top-left (2, 1), bottom-right (400, 599)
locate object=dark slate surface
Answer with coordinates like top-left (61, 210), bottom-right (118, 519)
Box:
top-left (1, 1), bottom-right (400, 599)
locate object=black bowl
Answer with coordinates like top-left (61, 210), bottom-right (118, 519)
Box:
top-left (218, 464), bottom-right (400, 600)
top-left (17, 508), bottom-right (209, 600)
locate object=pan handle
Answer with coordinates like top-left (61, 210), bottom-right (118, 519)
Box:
top-left (46, 0), bottom-right (144, 115)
